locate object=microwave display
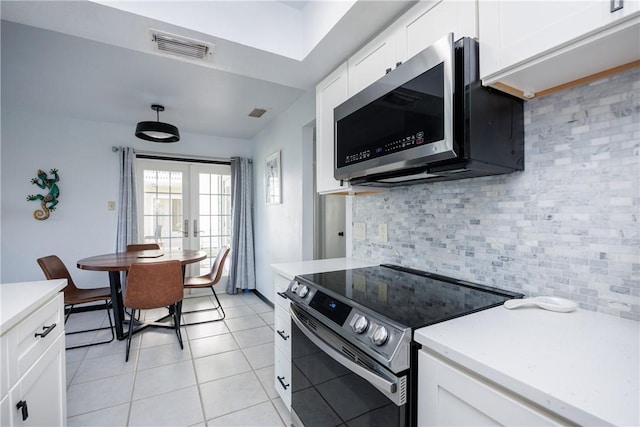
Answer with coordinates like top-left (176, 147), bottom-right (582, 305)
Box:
top-left (335, 62), bottom-right (445, 169)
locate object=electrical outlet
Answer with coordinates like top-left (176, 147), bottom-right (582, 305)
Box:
top-left (354, 222), bottom-right (366, 241)
top-left (107, 201), bottom-right (116, 211)
top-left (379, 223), bottom-right (388, 243)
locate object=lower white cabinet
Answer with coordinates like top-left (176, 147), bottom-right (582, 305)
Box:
top-left (418, 349), bottom-right (566, 426)
top-left (1, 290), bottom-right (66, 426)
top-left (9, 334), bottom-right (66, 426)
top-left (273, 272), bottom-right (292, 408)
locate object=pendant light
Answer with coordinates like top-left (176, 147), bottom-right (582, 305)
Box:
top-left (135, 104), bottom-right (180, 143)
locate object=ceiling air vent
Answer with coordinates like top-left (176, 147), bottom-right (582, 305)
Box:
top-left (248, 108), bottom-right (268, 118)
top-left (150, 30), bottom-right (214, 62)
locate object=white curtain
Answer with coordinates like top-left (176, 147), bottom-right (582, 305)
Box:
top-left (116, 147), bottom-right (138, 252)
top-left (227, 157), bottom-right (256, 294)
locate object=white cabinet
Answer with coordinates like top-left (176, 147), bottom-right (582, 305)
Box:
top-left (348, 26), bottom-right (400, 96)
top-left (479, 0), bottom-right (640, 99)
top-left (273, 272), bottom-right (293, 408)
top-left (315, 62), bottom-right (352, 195)
top-left (9, 334), bottom-right (66, 426)
top-left (418, 349), bottom-right (567, 426)
top-left (1, 290), bottom-right (66, 426)
top-left (399, 0), bottom-right (477, 60)
top-left (348, 0), bottom-right (477, 97)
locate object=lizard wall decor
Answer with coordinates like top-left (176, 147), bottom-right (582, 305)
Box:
top-left (27, 168), bottom-right (60, 220)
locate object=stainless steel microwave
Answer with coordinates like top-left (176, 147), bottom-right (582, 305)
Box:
top-left (334, 34), bottom-right (524, 186)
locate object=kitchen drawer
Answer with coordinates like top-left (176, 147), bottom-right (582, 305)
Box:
top-left (16, 294), bottom-right (63, 379)
top-left (274, 346), bottom-right (292, 409)
top-left (274, 274), bottom-right (292, 311)
top-left (274, 304), bottom-right (291, 358)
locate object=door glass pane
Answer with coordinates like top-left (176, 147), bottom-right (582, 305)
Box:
top-left (142, 168), bottom-right (183, 251)
top-left (197, 172), bottom-right (231, 274)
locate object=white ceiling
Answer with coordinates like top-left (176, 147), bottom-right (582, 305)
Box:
top-left (1, 0), bottom-right (416, 140)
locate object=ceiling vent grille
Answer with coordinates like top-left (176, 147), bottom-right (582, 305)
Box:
top-left (150, 30), bottom-right (214, 62)
top-left (248, 108), bottom-right (268, 118)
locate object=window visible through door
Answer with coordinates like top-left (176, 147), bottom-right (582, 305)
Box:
top-left (136, 159), bottom-right (231, 275)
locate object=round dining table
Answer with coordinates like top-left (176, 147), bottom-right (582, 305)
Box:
top-left (77, 249), bottom-right (207, 340)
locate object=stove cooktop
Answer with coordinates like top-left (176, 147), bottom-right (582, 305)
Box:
top-left (296, 264), bottom-right (523, 330)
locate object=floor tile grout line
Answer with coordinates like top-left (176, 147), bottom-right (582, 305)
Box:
top-left (65, 291), bottom-right (278, 426)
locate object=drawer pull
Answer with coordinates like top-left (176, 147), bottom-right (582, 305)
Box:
top-left (276, 292), bottom-right (288, 300)
top-left (16, 400), bottom-right (29, 421)
top-left (277, 330), bottom-right (290, 340)
top-left (34, 323), bottom-right (57, 339)
top-left (277, 376), bottom-right (290, 390)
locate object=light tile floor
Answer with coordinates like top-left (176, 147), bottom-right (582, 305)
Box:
top-left (64, 287), bottom-right (291, 427)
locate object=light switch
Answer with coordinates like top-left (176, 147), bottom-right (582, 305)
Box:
top-left (107, 201), bottom-right (116, 211)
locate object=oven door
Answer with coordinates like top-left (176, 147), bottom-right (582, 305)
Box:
top-left (290, 304), bottom-right (408, 427)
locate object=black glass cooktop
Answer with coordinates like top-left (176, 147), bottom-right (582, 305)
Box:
top-left (296, 264), bottom-right (522, 330)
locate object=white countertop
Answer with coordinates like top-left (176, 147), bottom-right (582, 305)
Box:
top-left (0, 279), bottom-right (66, 335)
top-left (415, 305), bottom-right (640, 426)
top-left (271, 257), bottom-right (378, 279)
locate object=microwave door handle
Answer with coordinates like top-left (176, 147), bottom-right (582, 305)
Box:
top-left (290, 306), bottom-right (399, 399)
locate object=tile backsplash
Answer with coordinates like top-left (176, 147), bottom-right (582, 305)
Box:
top-left (352, 67), bottom-right (639, 320)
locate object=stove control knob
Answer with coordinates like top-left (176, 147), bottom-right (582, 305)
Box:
top-left (298, 285), bottom-right (309, 298)
top-left (289, 281), bottom-right (299, 292)
top-left (352, 316), bottom-right (369, 334)
top-left (371, 326), bottom-right (389, 346)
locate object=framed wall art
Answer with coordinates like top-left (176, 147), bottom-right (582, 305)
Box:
top-left (265, 151), bottom-right (281, 205)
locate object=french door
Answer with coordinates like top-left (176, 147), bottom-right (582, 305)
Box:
top-left (136, 159), bottom-right (232, 276)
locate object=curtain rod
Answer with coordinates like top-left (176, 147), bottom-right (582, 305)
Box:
top-left (112, 146), bottom-right (237, 165)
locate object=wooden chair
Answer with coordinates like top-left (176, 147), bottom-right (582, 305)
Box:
top-left (126, 243), bottom-right (161, 252)
top-left (37, 255), bottom-right (115, 350)
top-left (124, 260), bottom-right (184, 362)
top-left (182, 246), bottom-right (230, 325)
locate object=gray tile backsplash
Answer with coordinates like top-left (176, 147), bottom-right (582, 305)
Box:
top-left (352, 67), bottom-right (639, 320)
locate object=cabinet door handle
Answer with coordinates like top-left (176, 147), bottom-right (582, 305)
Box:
top-left (34, 323), bottom-right (57, 338)
top-left (277, 330), bottom-right (290, 340)
top-left (385, 67), bottom-right (392, 74)
top-left (276, 291), bottom-right (288, 300)
top-left (277, 376), bottom-right (290, 390)
top-left (16, 400), bottom-right (29, 421)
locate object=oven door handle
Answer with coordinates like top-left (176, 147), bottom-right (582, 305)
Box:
top-left (290, 306), bottom-right (401, 399)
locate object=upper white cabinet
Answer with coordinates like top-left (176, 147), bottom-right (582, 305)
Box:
top-left (399, 0), bottom-right (477, 60)
top-left (347, 27), bottom-right (400, 96)
top-left (315, 62), bottom-right (352, 194)
top-left (348, 0), bottom-right (477, 97)
top-left (479, 0), bottom-right (640, 99)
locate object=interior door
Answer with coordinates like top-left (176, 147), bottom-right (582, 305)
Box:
top-left (137, 159), bottom-right (231, 276)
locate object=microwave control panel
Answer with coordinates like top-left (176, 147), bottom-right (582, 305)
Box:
top-left (344, 131), bottom-right (425, 165)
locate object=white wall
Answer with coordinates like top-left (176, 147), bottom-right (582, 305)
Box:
top-left (0, 108), bottom-right (252, 285)
top-left (251, 90), bottom-right (316, 300)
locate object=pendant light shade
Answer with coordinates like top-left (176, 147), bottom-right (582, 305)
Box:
top-left (135, 104), bottom-right (180, 143)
